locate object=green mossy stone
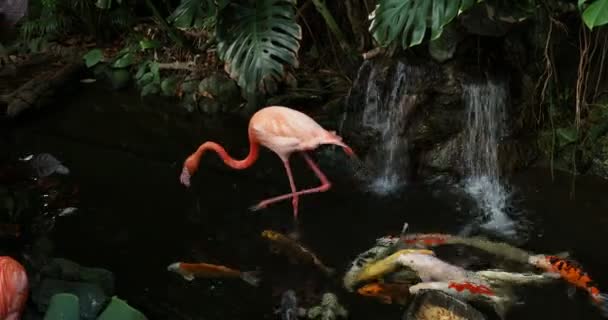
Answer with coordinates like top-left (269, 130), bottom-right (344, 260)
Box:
top-left (43, 293), bottom-right (80, 320)
top-left (96, 296), bottom-right (147, 320)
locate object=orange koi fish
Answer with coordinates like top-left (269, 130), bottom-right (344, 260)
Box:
top-left (0, 256), bottom-right (29, 320)
top-left (402, 233), bottom-right (454, 247)
top-left (167, 262), bottom-right (260, 286)
top-left (357, 282), bottom-right (410, 305)
top-left (529, 254), bottom-right (608, 316)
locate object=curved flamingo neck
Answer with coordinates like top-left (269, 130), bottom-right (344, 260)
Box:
top-left (192, 135), bottom-right (259, 170)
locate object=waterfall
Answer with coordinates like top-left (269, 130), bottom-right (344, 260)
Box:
top-left (462, 79), bottom-right (514, 234)
top-left (342, 60), bottom-right (422, 195)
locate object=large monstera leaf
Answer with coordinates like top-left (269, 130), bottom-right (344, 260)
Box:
top-left (216, 0), bottom-right (302, 96)
top-left (369, 0), bottom-right (482, 49)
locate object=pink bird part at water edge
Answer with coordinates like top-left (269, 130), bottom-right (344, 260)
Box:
top-left (0, 256), bottom-right (29, 320)
top-left (180, 106), bottom-right (356, 219)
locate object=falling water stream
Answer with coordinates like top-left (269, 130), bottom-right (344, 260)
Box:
top-left (343, 60), bottom-right (423, 195)
top-left (462, 79), bottom-right (515, 234)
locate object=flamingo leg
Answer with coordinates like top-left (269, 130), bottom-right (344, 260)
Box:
top-left (282, 159), bottom-right (299, 219)
top-left (250, 152), bottom-right (331, 215)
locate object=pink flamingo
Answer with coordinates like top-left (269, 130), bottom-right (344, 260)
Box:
top-left (0, 256), bottom-right (29, 320)
top-left (180, 106), bottom-right (355, 219)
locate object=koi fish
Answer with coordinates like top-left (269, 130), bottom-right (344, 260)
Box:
top-left (343, 241), bottom-right (395, 291)
top-left (0, 256), bottom-right (29, 320)
top-left (167, 262), bottom-right (260, 286)
top-left (356, 282), bottom-right (410, 305)
top-left (261, 230), bottom-right (334, 276)
top-left (354, 249), bottom-right (436, 286)
top-left (277, 289), bottom-right (306, 320)
top-left (529, 254), bottom-right (608, 316)
top-left (409, 280), bottom-right (512, 319)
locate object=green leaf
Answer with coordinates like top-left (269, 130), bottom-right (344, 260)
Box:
top-left (138, 72), bottom-right (155, 86)
top-left (95, 0), bottom-right (112, 9)
top-left (83, 49), bottom-right (104, 68)
top-left (161, 77), bottom-right (178, 96)
top-left (370, 0), bottom-right (482, 49)
top-left (135, 61), bottom-right (150, 79)
top-left (112, 52), bottom-right (135, 68)
top-left (582, 0), bottom-right (608, 29)
top-left (139, 39), bottom-right (161, 50)
top-left (216, 0), bottom-right (302, 95)
top-left (150, 62), bottom-right (160, 83)
top-left (141, 83), bottom-right (160, 96)
top-left (169, 0), bottom-right (215, 28)
top-left (556, 127), bottom-right (579, 145)
top-left (579, 0), bottom-right (589, 10)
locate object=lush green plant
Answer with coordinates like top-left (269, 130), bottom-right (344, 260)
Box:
top-left (168, 0), bottom-right (217, 30)
top-left (216, 0), bottom-right (302, 96)
top-left (579, 0), bottom-right (608, 29)
top-left (368, 0), bottom-right (482, 49)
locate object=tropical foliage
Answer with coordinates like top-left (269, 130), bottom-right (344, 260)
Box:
top-left (216, 0), bottom-right (301, 96)
top-left (579, 0), bottom-right (608, 29)
top-left (368, 0), bottom-right (481, 49)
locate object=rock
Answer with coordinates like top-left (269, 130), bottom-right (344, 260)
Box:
top-left (428, 23), bottom-right (465, 63)
top-left (110, 69), bottom-right (130, 90)
top-left (198, 73), bottom-right (241, 113)
top-left (197, 96), bottom-right (221, 114)
top-left (419, 133), bottom-right (465, 176)
top-left (44, 293), bottom-right (79, 320)
top-left (403, 290), bottom-right (486, 320)
top-left (33, 279), bottom-right (109, 320)
top-left (458, 3), bottom-right (513, 37)
top-left (588, 135), bottom-right (608, 179)
top-left (40, 258), bottom-right (115, 296)
top-left (96, 296), bottom-right (147, 320)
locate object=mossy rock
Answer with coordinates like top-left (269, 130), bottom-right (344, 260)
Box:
top-left (198, 73), bottom-right (241, 112)
top-left (96, 296), bottom-right (147, 320)
top-left (44, 293), bottom-right (79, 320)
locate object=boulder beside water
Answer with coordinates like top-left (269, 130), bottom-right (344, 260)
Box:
top-left (403, 290), bottom-right (486, 320)
top-left (33, 279), bottom-right (109, 320)
top-left (40, 258), bottom-right (115, 296)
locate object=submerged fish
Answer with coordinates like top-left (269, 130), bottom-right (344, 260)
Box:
top-left (343, 241), bottom-right (395, 291)
top-left (529, 254), bottom-right (608, 316)
top-left (0, 256), bottom-right (29, 320)
top-left (22, 153), bottom-right (70, 177)
top-left (409, 280), bottom-right (512, 319)
top-left (167, 262), bottom-right (260, 286)
top-left (307, 293), bottom-right (348, 320)
top-left (278, 289), bottom-right (306, 320)
top-left (261, 230), bottom-right (334, 276)
top-left (354, 249), bottom-right (435, 285)
top-left (357, 282), bottom-right (410, 305)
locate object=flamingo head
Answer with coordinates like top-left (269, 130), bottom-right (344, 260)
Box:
top-left (180, 155), bottom-right (199, 187)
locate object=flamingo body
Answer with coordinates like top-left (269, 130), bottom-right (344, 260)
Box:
top-left (180, 106), bottom-right (355, 219)
top-left (0, 256), bottom-right (28, 320)
top-left (249, 106), bottom-right (348, 159)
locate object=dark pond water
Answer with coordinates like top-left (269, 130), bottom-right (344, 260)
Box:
top-left (2, 82), bottom-right (608, 320)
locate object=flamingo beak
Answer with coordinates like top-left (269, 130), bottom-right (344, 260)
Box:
top-left (179, 166), bottom-right (191, 187)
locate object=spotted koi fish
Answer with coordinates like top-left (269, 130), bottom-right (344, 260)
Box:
top-left (529, 254), bottom-right (608, 317)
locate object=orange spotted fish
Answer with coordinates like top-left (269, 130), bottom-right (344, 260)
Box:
top-left (402, 233), bottom-right (454, 248)
top-left (529, 254), bottom-right (608, 316)
top-left (167, 262), bottom-right (260, 286)
top-left (357, 282), bottom-right (410, 305)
